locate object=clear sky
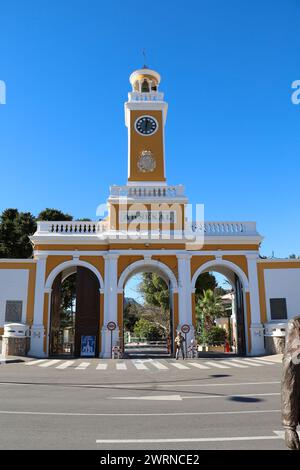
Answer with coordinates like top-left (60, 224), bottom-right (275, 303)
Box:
top-left (0, 0), bottom-right (299, 258)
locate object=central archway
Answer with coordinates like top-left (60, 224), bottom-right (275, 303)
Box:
top-left (117, 259), bottom-right (178, 358)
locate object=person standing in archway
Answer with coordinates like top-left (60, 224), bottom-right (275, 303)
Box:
top-left (175, 331), bottom-right (185, 360)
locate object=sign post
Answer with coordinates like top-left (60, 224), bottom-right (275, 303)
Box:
top-left (107, 321), bottom-right (117, 359)
top-left (181, 324), bottom-right (190, 358)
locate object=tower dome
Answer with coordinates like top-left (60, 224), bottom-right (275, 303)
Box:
top-left (129, 68), bottom-right (161, 93)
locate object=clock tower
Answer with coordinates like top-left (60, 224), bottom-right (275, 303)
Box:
top-left (125, 67), bottom-right (168, 183)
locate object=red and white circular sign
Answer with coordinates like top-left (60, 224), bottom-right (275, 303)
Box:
top-left (181, 324), bottom-right (190, 334)
top-left (107, 321), bottom-right (117, 331)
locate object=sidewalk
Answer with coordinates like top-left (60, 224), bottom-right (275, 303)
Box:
top-left (257, 353), bottom-right (283, 363)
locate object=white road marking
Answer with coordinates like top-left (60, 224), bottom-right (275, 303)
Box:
top-left (160, 381), bottom-right (281, 388)
top-left (39, 360), bottom-right (61, 368)
top-left (188, 362), bottom-right (211, 369)
top-left (116, 362), bottom-right (127, 370)
top-left (111, 395), bottom-right (182, 401)
top-left (182, 392), bottom-right (280, 400)
top-left (150, 361), bottom-right (168, 370)
top-left (170, 362), bottom-right (190, 370)
top-left (0, 409), bottom-right (281, 417)
top-left (75, 362), bottom-right (90, 370)
top-left (132, 361), bottom-right (148, 370)
top-left (56, 361), bottom-right (75, 369)
top-left (96, 431), bottom-right (285, 444)
top-left (96, 363), bottom-right (108, 370)
top-left (245, 358), bottom-right (279, 365)
top-left (221, 360), bottom-right (248, 368)
top-left (205, 361), bottom-right (230, 369)
top-left (110, 392), bottom-right (280, 401)
top-left (230, 359), bottom-right (263, 367)
top-left (25, 360), bottom-right (48, 366)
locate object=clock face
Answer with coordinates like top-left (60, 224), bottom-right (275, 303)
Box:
top-left (135, 116), bottom-right (158, 136)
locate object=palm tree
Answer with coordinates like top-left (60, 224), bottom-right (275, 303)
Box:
top-left (196, 289), bottom-right (225, 344)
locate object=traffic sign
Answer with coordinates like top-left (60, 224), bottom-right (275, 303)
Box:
top-left (181, 324), bottom-right (190, 334)
top-left (107, 321), bottom-right (117, 331)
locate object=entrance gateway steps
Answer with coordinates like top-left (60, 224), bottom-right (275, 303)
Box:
top-left (23, 357), bottom-right (281, 371)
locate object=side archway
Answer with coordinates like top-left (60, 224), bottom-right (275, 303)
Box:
top-left (191, 258), bottom-right (250, 356)
top-left (45, 259), bottom-right (104, 291)
top-left (45, 259), bottom-right (104, 357)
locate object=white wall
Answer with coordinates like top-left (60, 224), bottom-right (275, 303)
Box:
top-left (0, 269), bottom-right (29, 326)
top-left (264, 268), bottom-right (300, 321)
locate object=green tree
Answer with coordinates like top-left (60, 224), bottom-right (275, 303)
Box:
top-left (123, 300), bottom-right (141, 332)
top-left (59, 274), bottom-right (76, 329)
top-left (37, 208), bottom-right (73, 221)
top-left (196, 289), bottom-right (225, 344)
top-left (0, 209), bottom-right (36, 258)
top-left (195, 272), bottom-right (217, 300)
top-left (138, 273), bottom-right (169, 312)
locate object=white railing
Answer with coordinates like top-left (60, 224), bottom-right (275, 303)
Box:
top-left (109, 184), bottom-right (185, 198)
top-left (35, 220), bottom-right (258, 238)
top-left (36, 220), bottom-right (108, 235)
top-left (128, 91), bottom-right (164, 102)
top-left (191, 221), bottom-right (258, 236)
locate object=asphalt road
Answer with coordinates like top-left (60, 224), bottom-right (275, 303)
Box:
top-left (0, 356), bottom-right (289, 450)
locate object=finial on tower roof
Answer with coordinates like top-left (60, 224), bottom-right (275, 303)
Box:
top-left (142, 48), bottom-right (148, 69)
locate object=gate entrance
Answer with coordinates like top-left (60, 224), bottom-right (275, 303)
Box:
top-left (123, 271), bottom-right (173, 358)
top-left (194, 268), bottom-right (247, 357)
top-left (49, 266), bottom-right (100, 357)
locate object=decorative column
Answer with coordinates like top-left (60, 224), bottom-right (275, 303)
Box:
top-left (29, 253), bottom-right (48, 357)
top-left (176, 254), bottom-right (194, 343)
top-left (101, 253), bottom-right (119, 358)
top-left (247, 253), bottom-right (265, 355)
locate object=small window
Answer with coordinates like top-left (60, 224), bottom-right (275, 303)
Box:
top-left (5, 300), bottom-right (23, 323)
top-left (270, 298), bottom-right (287, 320)
top-left (141, 79), bottom-right (150, 92)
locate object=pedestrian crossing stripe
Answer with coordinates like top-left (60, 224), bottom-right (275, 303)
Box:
top-left (116, 362), bottom-right (127, 370)
top-left (39, 360), bottom-right (61, 368)
top-left (75, 362), bottom-right (90, 370)
top-left (170, 362), bottom-right (190, 370)
top-left (205, 361), bottom-right (230, 369)
top-left (23, 357), bottom-right (280, 371)
top-left (96, 363), bottom-right (108, 370)
top-left (56, 361), bottom-right (75, 369)
top-left (187, 362), bottom-right (210, 370)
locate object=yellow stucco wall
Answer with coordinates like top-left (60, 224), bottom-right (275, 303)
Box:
top-left (222, 255), bottom-right (249, 277)
top-left (129, 110), bottom-right (165, 182)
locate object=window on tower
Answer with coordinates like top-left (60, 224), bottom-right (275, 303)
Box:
top-left (141, 79), bottom-right (150, 92)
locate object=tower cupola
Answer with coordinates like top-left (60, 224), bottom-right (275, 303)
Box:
top-left (129, 68), bottom-right (161, 93)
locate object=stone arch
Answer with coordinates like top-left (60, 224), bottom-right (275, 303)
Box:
top-left (45, 259), bottom-right (104, 291)
top-left (191, 259), bottom-right (249, 292)
top-left (117, 258), bottom-right (178, 293)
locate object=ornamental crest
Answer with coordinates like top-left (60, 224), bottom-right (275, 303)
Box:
top-left (137, 150), bottom-right (156, 173)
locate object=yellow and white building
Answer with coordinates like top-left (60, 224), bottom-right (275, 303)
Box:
top-left (0, 67), bottom-right (299, 358)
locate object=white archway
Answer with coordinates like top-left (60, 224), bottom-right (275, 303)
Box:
top-left (117, 258), bottom-right (178, 293)
top-left (45, 259), bottom-right (104, 291)
top-left (191, 259), bottom-right (249, 292)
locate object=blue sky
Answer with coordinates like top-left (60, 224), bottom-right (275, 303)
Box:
top-left (0, 0), bottom-right (299, 258)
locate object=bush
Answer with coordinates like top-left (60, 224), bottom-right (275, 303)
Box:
top-left (205, 326), bottom-right (226, 345)
top-left (133, 318), bottom-right (163, 341)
